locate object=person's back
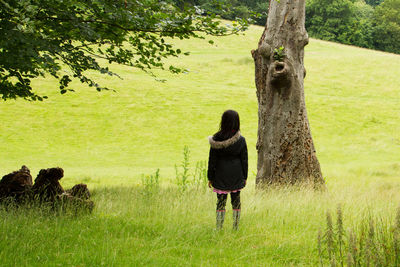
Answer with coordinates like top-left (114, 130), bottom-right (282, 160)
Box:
top-left (207, 110), bottom-right (248, 230)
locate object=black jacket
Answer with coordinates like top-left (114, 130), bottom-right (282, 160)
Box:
top-left (207, 131), bottom-right (248, 191)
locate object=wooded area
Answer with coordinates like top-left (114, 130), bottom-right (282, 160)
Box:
top-left (171, 0), bottom-right (400, 55)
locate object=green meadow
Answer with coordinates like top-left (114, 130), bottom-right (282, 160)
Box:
top-left (1, 24), bottom-right (400, 266)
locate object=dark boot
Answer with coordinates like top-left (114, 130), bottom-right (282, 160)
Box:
top-left (233, 209), bottom-right (241, 230)
top-left (216, 210), bottom-right (225, 230)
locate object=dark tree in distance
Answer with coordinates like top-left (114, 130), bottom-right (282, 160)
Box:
top-left (0, 0), bottom-right (249, 101)
top-left (373, 0), bottom-right (400, 54)
top-left (170, 0), bottom-right (269, 25)
top-left (305, 0), bottom-right (355, 43)
top-left (365, 0), bottom-right (383, 6)
top-left (252, 0), bottom-right (324, 186)
top-left (348, 1), bottom-right (374, 49)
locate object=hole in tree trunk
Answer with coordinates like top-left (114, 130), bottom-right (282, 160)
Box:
top-left (275, 63), bottom-right (284, 72)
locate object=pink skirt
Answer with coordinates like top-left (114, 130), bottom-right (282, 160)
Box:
top-left (213, 188), bottom-right (242, 194)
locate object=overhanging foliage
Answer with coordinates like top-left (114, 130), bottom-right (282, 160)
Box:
top-left (0, 0), bottom-right (249, 100)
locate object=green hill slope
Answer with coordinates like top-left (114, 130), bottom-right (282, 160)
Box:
top-left (1, 24), bottom-right (399, 188)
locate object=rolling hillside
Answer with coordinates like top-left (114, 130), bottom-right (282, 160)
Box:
top-left (1, 25), bottom-right (399, 187)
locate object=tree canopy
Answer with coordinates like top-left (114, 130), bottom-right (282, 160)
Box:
top-left (365, 0), bottom-right (384, 6)
top-left (0, 0), bottom-right (249, 100)
top-left (172, 0), bottom-right (269, 25)
top-left (373, 0), bottom-right (400, 54)
top-left (306, 0), bottom-right (355, 42)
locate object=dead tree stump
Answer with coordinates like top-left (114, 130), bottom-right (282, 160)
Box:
top-left (0, 165), bottom-right (32, 203)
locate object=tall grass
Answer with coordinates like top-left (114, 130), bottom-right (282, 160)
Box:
top-left (319, 206), bottom-right (400, 267)
top-left (2, 180), bottom-right (400, 266)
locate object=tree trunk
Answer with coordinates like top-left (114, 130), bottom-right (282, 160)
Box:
top-left (251, 0), bottom-right (324, 186)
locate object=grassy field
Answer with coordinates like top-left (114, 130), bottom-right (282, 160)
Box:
top-left (1, 24), bottom-right (400, 266)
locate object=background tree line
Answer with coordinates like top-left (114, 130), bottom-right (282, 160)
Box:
top-left (170, 0), bottom-right (400, 54)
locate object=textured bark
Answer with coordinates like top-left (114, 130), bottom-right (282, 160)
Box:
top-left (252, 0), bottom-right (324, 186)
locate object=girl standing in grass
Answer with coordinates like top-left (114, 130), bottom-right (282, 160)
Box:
top-left (208, 110), bottom-right (248, 230)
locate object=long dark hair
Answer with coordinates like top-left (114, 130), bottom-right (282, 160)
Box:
top-left (213, 110), bottom-right (240, 141)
